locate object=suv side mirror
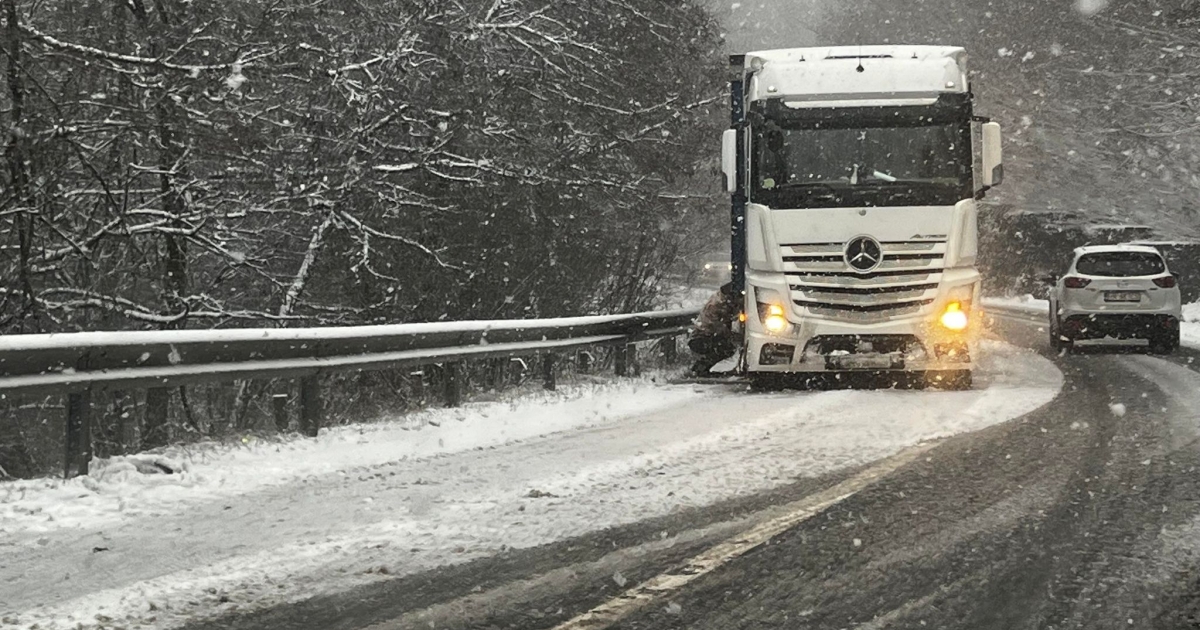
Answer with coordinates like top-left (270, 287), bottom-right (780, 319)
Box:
top-left (721, 129), bottom-right (738, 193)
top-left (981, 122), bottom-right (1003, 188)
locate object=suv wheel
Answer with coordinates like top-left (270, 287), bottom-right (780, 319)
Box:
top-left (1048, 302), bottom-right (1059, 349)
top-left (1049, 307), bottom-right (1071, 352)
top-left (1150, 332), bottom-right (1180, 355)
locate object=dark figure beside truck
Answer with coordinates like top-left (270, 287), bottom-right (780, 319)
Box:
top-left (689, 282), bottom-right (741, 376)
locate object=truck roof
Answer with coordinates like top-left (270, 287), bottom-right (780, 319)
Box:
top-left (744, 45), bottom-right (966, 63)
top-left (741, 45), bottom-right (969, 105)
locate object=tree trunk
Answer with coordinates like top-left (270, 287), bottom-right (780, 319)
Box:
top-left (1, 0), bottom-right (39, 476)
top-left (3, 0), bottom-right (36, 329)
top-left (128, 0), bottom-right (190, 449)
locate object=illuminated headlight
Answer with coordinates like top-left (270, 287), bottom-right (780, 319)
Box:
top-left (764, 305), bottom-right (789, 333)
top-left (940, 301), bottom-right (970, 331)
top-left (755, 288), bottom-right (791, 334)
top-left (938, 286), bottom-right (976, 332)
top-left (704, 263), bottom-right (713, 270)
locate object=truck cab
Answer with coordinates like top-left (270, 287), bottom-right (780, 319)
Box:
top-left (721, 46), bottom-right (1003, 388)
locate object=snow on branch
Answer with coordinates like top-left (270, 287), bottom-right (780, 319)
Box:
top-left (279, 214), bottom-right (335, 318)
top-left (372, 163), bottom-right (421, 173)
top-left (19, 23), bottom-right (274, 73)
top-left (336, 210), bottom-right (462, 272)
top-left (38, 288), bottom-right (303, 323)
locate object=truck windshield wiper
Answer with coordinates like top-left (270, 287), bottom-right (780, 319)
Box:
top-left (856, 178), bottom-right (952, 187)
top-left (771, 182), bottom-right (844, 193)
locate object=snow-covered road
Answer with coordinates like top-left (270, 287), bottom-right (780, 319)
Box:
top-left (1, 341), bottom-right (1060, 630)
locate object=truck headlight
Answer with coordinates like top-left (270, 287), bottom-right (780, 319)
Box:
top-left (755, 288), bottom-right (790, 333)
top-left (940, 301), bottom-right (970, 331)
top-left (764, 304), bottom-right (789, 333)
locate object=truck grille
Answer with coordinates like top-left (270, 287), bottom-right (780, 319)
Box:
top-left (782, 240), bottom-right (946, 323)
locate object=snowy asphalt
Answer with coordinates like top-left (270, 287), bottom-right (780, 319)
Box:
top-left (173, 313), bottom-right (1200, 630)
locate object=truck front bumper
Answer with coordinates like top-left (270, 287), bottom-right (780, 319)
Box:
top-left (745, 318), bottom-right (976, 374)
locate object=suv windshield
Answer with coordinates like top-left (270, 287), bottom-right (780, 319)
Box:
top-left (1075, 251), bottom-right (1166, 277)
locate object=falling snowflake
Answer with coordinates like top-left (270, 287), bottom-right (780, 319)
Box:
top-left (225, 62), bottom-right (247, 91)
top-left (1074, 0), bottom-right (1110, 16)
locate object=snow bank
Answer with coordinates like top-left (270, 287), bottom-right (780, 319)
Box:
top-left (983, 295), bottom-right (1048, 318)
top-left (1183, 301), bottom-right (1200, 349)
top-left (0, 378), bottom-right (700, 535)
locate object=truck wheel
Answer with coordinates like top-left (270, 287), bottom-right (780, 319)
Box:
top-left (931, 370), bottom-right (972, 391)
top-left (904, 372), bottom-right (929, 391)
top-left (749, 374), bottom-right (784, 392)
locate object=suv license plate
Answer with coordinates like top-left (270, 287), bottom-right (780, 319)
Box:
top-left (1104, 291), bottom-right (1141, 302)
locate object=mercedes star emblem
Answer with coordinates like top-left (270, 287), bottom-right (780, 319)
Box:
top-left (845, 236), bottom-right (883, 273)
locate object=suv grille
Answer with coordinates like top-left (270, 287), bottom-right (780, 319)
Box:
top-left (782, 240), bottom-right (945, 323)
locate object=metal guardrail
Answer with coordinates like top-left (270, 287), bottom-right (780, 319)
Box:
top-left (0, 308), bottom-right (700, 478)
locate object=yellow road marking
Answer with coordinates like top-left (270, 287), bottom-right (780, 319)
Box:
top-left (553, 440), bottom-right (940, 629)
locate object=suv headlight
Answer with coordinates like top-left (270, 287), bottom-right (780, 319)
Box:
top-left (755, 288), bottom-right (790, 334)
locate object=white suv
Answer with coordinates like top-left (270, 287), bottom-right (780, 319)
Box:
top-left (1048, 244), bottom-right (1181, 353)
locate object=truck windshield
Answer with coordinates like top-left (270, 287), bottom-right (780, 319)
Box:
top-left (750, 112), bottom-right (972, 209)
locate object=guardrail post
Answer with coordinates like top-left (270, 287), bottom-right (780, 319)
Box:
top-left (64, 388), bottom-right (92, 479)
top-left (143, 386), bottom-right (171, 449)
top-left (660, 337), bottom-right (678, 364)
top-left (299, 377), bottom-right (321, 437)
top-left (615, 344), bottom-right (639, 377)
top-left (444, 362), bottom-right (463, 407)
top-left (409, 370), bottom-right (427, 406)
top-left (577, 351), bottom-right (593, 374)
top-left (272, 393), bottom-right (289, 432)
top-left (486, 358), bottom-right (505, 391)
top-left (542, 354), bottom-right (557, 391)
top-left (64, 352), bottom-right (94, 479)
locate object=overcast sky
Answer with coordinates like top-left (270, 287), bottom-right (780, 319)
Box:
top-left (702, 0), bottom-right (831, 52)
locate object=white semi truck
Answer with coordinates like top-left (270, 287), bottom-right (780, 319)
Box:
top-left (721, 46), bottom-right (1003, 389)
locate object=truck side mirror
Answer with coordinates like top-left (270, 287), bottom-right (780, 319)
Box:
top-left (981, 122), bottom-right (1003, 188)
top-left (722, 129), bottom-right (738, 193)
